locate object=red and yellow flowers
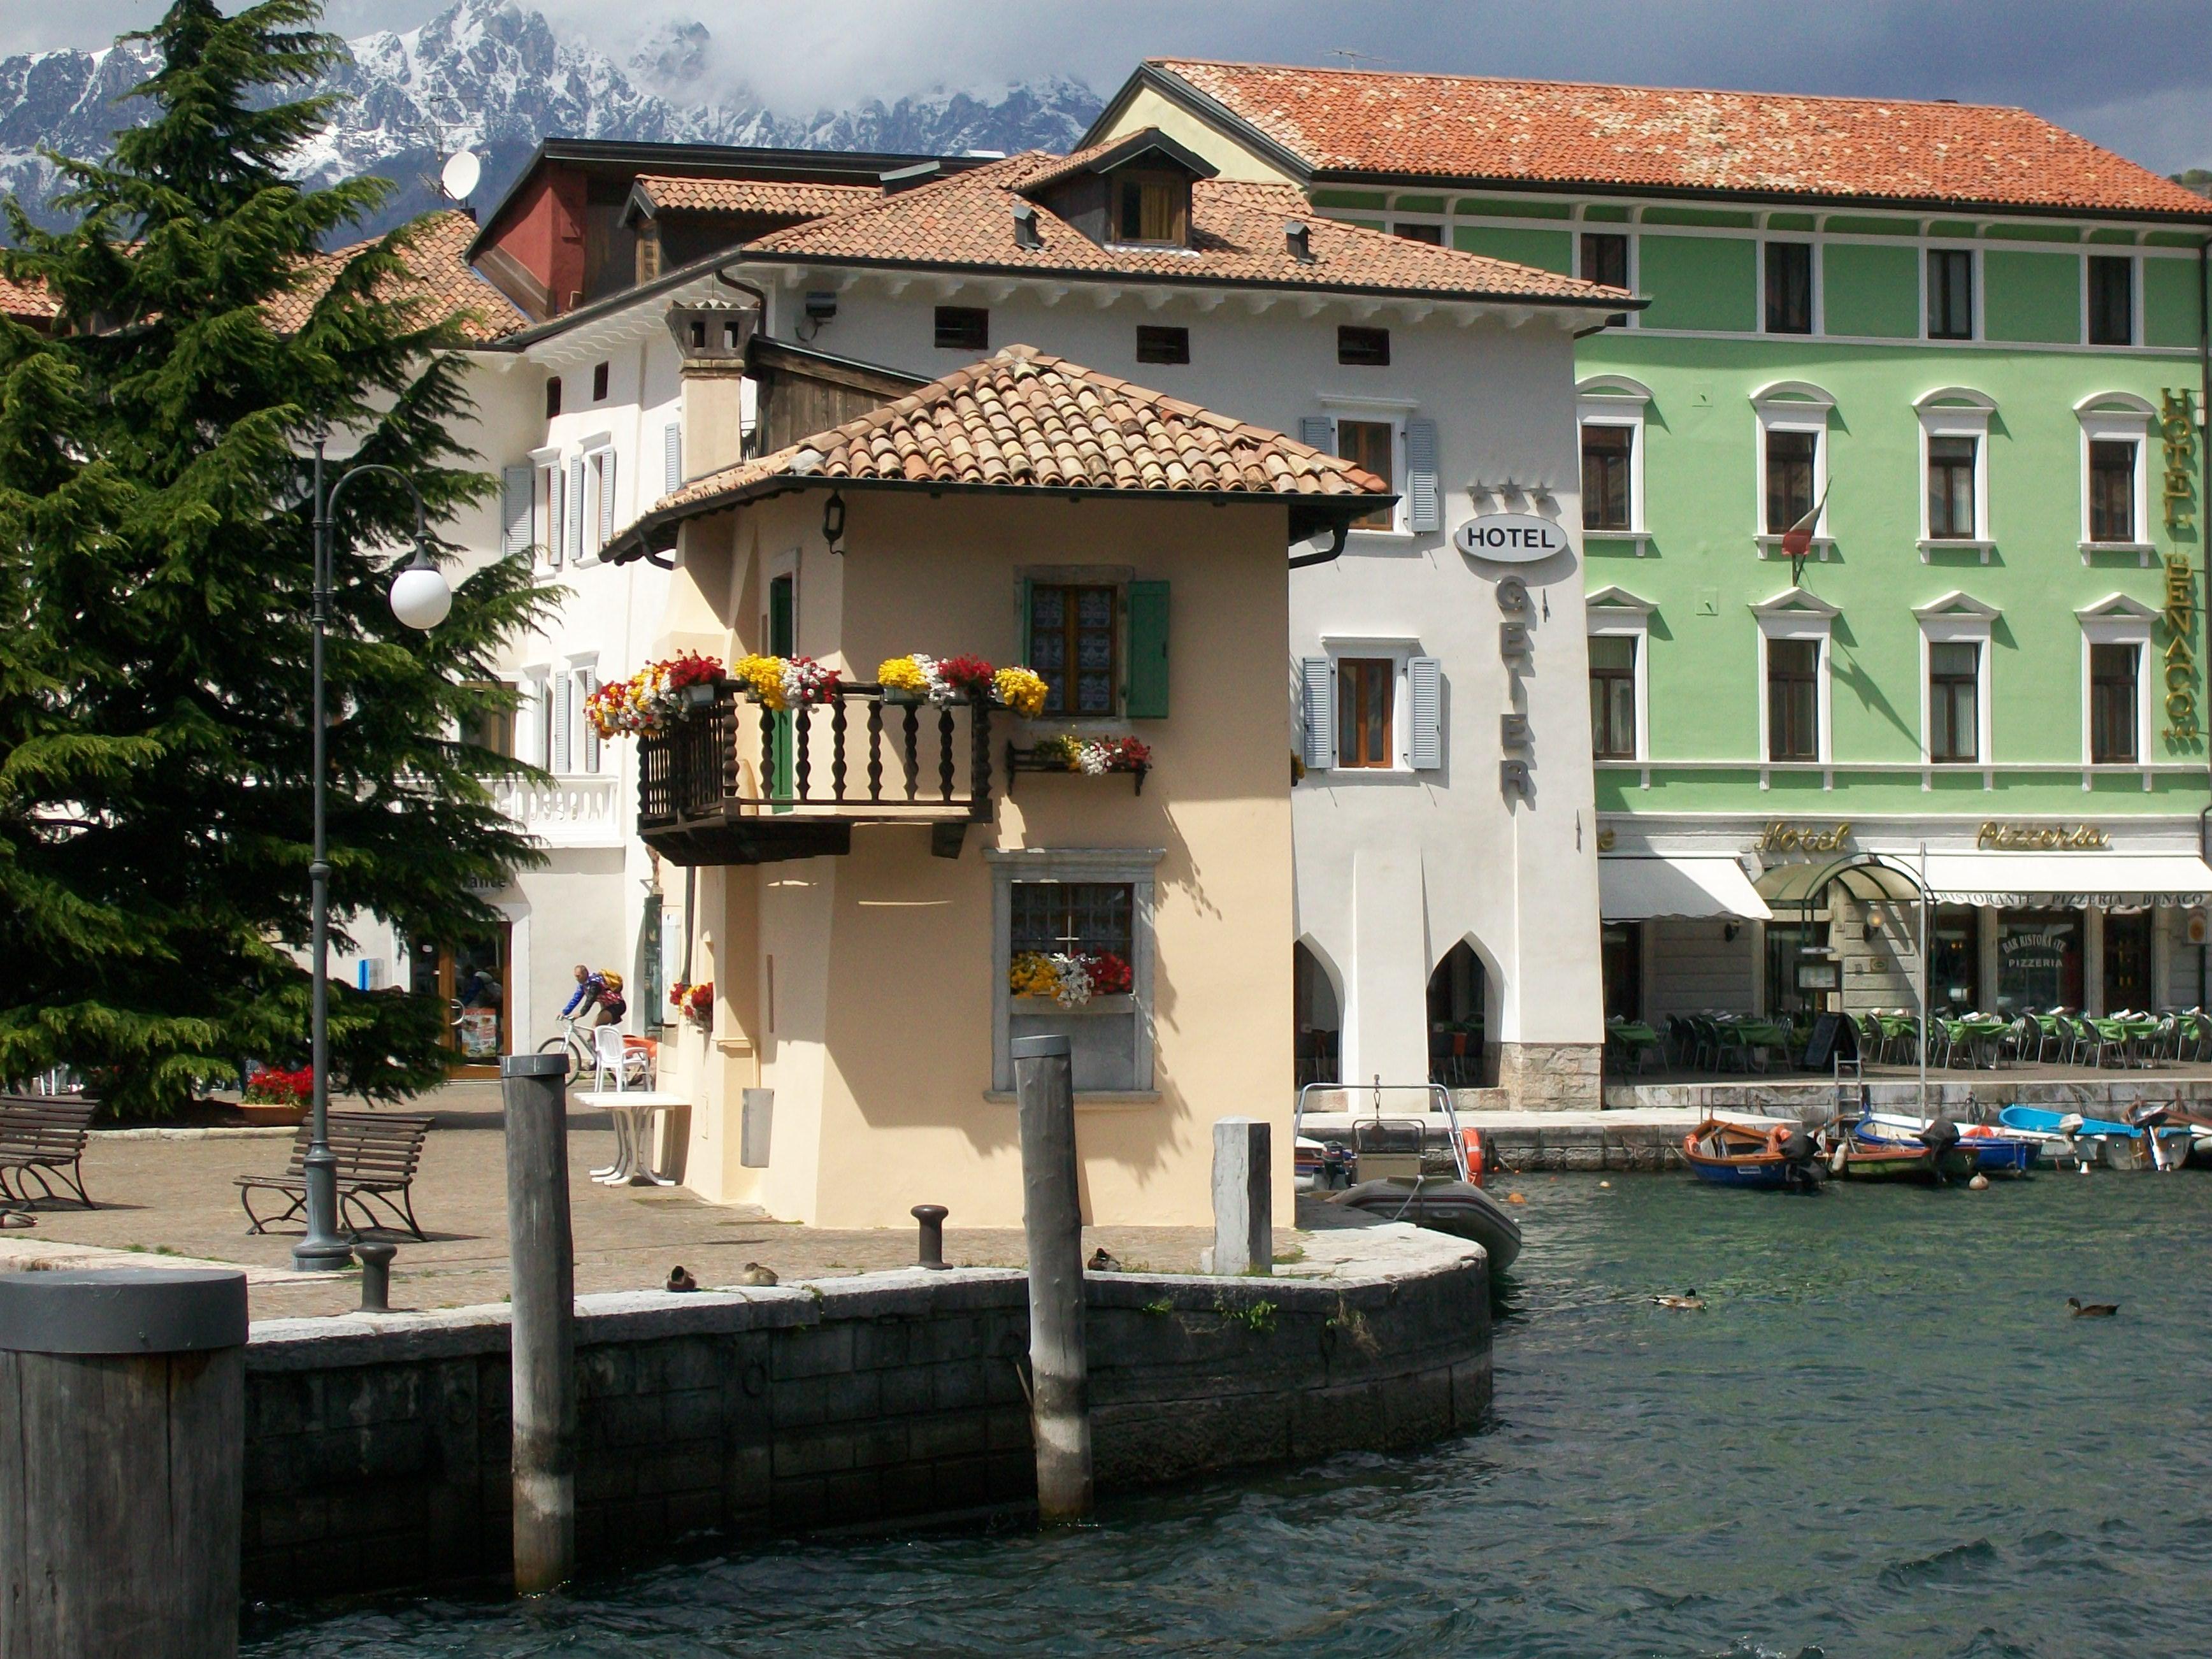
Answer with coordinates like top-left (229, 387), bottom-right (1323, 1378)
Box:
top-left (587, 652), bottom-right (724, 738)
top-left (1009, 949), bottom-right (1132, 1007)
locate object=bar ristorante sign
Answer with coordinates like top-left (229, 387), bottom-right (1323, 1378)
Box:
top-left (1975, 822), bottom-right (2109, 851)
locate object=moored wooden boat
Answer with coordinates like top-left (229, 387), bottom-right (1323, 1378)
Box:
top-left (1681, 1119), bottom-right (1818, 1191)
top-left (1853, 1114), bottom-right (2036, 1176)
top-left (1828, 1138), bottom-right (1979, 1182)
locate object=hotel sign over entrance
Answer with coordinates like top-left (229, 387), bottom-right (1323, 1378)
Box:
top-left (1454, 514), bottom-right (1569, 563)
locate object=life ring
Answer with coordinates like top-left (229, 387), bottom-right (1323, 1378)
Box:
top-left (1459, 1127), bottom-right (1488, 1187)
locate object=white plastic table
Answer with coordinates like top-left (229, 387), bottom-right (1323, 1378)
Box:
top-left (571, 1090), bottom-right (687, 1186)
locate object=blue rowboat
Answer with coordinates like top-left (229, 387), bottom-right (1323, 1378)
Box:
top-left (1997, 1105), bottom-right (2194, 1170)
top-left (1853, 1114), bottom-right (2037, 1175)
top-left (1682, 1119), bottom-right (1815, 1191)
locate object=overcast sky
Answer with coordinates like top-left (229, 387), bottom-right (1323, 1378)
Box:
top-left (11, 0), bottom-right (2211, 175)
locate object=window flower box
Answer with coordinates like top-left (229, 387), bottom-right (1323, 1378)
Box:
top-left (1004, 736), bottom-right (1152, 795)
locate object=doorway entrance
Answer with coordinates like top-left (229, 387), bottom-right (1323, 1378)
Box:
top-left (409, 924), bottom-right (512, 1075)
top-left (1428, 942), bottom-right (1489, 1087)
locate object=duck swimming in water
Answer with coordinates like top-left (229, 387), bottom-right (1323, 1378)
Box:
top-left (2066, 1297), bottom-right (2118, 1317)
top-left (1652, 1289), bottom-right (1705, 1311)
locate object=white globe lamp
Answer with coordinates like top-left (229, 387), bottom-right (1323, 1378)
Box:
top-left (389, 557), bottom-right (452, 630)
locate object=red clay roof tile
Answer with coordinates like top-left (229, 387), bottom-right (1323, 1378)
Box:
top-left (1153, 59), bottom-right (2212, 219)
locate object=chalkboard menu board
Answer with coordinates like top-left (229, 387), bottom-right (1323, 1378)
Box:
top-left (1802, 1012), bottom-right (1856, 1072)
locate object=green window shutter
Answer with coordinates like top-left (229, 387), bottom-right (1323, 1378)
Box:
top-left (1125, 580), bottom-right (1170, 718)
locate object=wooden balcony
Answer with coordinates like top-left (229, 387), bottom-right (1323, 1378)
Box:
top-left (638, 681), bottom-right (994, 865)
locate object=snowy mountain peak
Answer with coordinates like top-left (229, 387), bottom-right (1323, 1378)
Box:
top-left (0, 0), bottom-right (1100, 236)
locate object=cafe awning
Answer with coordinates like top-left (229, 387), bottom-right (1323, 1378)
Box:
top-left (1916, 852), bottom-right (2212, 909)
top-left (1754, 856), bottom-right (1923, 910)
top-left (1600, 855), bottom-right (1772, 921)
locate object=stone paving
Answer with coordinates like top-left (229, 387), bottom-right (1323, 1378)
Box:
top-left (1, 1081), bottom-right (1213, 1321)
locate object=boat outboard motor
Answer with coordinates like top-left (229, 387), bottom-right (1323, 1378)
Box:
top-left (1778, 1124), bottom-right (1825, 1192)
top-left (1918, 1114), bottom-right (1962, 1183)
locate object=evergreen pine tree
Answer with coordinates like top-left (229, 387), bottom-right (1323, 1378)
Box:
top-left (0, 0), bottom-right (552, 1113)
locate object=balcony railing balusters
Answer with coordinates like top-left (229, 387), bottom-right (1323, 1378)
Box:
top-left (866, 701), bottom-right (884, 801)
top-left (937, 707), bottom-right (957, 801)
top-left (901, 706), bottom-right (921, 801)
top-left (795, 705), bottom-right (812, 800)
top-left (831, 698), bottom-right (848, 801)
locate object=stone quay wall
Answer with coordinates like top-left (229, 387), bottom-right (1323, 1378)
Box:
top-left (240, 1228), bottom-right (1489, 1600)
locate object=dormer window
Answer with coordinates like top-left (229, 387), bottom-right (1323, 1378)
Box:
top-left (1114, 171), bottom-right (1189, 247)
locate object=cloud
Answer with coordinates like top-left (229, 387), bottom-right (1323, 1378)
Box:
top-left (10, 0), bottom-right (2209, 173)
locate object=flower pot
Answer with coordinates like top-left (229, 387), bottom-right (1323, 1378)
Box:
top-left (237, 1101), bottom-right (308, 1127)
top-left (881, 686), bottom-right (922, 706)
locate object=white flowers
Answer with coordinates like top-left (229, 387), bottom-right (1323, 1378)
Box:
top-left (1074, 742), bottom-right (1112, 775)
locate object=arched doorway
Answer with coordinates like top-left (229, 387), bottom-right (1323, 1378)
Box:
top-left (1294, 940), bottom-right (1341, 1086)
top-left (1428, 941), bottom-right (1488, 1086)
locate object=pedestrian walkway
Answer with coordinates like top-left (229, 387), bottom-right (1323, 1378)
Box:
top-left (6, 1081), bottom-right (1212, 1320)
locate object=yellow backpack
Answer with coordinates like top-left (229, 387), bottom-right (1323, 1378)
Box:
top-left (600, 969), bottom-right (625, 994)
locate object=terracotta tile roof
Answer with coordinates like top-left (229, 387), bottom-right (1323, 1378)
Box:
top-left (742, 152), bottom-right (1630, 305)
top-left (265, 210), bottom-right (529, 342)
top-left (0, 269), bottom-right (59, 327)
top-left (1152, 59), bottom-right (2212, 219)
top-left (652, 343), bottom-right (1388, 520)
top-left (631, 175), bottom-right (882, 218)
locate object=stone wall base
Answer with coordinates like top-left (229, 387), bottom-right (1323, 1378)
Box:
top-left (1492, 1041), bottom-right (1603, 1112)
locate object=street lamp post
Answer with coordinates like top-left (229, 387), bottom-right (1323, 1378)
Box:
top-left (294, 438), bottom-right (454, 1273)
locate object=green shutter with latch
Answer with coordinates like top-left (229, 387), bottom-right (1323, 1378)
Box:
top-left (1124, 580), bottom-right (1170, 718)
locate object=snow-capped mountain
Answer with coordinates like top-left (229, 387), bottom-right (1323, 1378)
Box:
top-left (0, 0), bottom-right (1101, 237)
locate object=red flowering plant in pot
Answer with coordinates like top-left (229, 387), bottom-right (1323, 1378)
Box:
top-left (238, 1065), bottom-right (312, 1124)
top-left (669, 982), bottom-right (715, 1026)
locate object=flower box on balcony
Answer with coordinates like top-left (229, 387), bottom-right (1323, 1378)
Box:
top-left (1003, 740), bottom-right (1151, 796)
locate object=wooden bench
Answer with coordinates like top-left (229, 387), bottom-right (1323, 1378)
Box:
top-left (236, 1112), bottom-right (436, 1240)
top-left (0, 1095), bottom-right (97, 1209)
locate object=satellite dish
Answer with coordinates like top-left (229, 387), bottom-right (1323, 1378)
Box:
top-left (439, 150), bottom-right (482, 203)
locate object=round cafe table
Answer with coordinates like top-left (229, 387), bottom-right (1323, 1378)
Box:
top-left (571, 1089), bottom-right (685, 1186)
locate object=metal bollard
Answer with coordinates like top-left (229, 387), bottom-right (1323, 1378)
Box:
top-left (912, 1203), bottom-right (950, 1270)
top-left (356, 1240), bottom-right (397, 1312)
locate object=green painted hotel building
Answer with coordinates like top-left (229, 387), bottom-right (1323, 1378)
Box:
top-left (1097, 60), bottom-right (2212, 1030)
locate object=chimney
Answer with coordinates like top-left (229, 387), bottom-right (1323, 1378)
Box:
top-left (880, 161), bottom-right (942, 195)
top-left (1284, 220), bottom-right (1314, 264)
top-left (1012, 202), bottom-right (1042, 250)
top-left (666, 299), bottom-right (759, 477)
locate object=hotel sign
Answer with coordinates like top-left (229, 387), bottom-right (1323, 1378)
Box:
top-left (1757, 821), bottom-right (1852, 854)
top-left (2162, 389), bottom-right (2197, 533)
top-left (1975, 822), bottom-right (2109, 851)
top-left (1454, 514), bottom-right (1569, 563)
top-left (2162, 552), bottom-right (2198, 743)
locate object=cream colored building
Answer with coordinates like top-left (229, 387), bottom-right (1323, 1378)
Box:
top-left (605, 345), bottom-right (1387, 1227)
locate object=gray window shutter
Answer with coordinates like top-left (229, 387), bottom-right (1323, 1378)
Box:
top-left (664, 422), bottom-right (682, 494)
top-left (1408, 656), bottom-right (1443, 768)
top-left (1300, 656), bottom-right (1334, 770)
top-left (564, 457), bottom-right (584, 564)
top-left (545, 466), bottom-right (563, 564)
top-left (550, 670), bottom-right (571, 773)
top-left (599, 450), bottom-right (618, 543)
top-left (1405, 419), bottom-right (1440, 532)
top-left (501, 464), bottom-right (532, 556)
top-left (1299, 415), bottom-right (1335, 455)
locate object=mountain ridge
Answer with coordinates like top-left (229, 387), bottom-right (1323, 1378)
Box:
top-left (0, 0), bottom-right (1102, 239)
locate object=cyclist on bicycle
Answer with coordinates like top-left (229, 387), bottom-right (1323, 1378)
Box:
top-left (559, 964), bottom-right (627, 1030)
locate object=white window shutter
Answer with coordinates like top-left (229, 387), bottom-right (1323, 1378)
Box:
top-left (544, 467), bottom-right (563, 564)
top-left (564, 457), bottom-right (584, 564)
top-left (501, 464), bottom-right (532, 556)
top-left (1299, 415), bottom-right (1334, 454)
top-left (1405, 419), bottom-right (1440, 532)
top-left (550, 670), bottom-right (572, 774)
top-left (600, 449), bottom-right (618, 543)
top-left (1408, 656), bottom-right (1443, 768)
top-left (664, 422), bottom-right (682, 494)
top-left (1300, 656), bottom-right (1334, 770)
top-left (580, 673), bottom-right (601, 773)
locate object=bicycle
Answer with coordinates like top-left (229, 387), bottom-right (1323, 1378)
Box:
top-left (535, 1014), bottom-right (598, 1086)
top-left (536, 1014), bottom-right (649, 1089)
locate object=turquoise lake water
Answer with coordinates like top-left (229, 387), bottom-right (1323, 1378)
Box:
top-left (247, 1172), bottom-right (2212, 1657)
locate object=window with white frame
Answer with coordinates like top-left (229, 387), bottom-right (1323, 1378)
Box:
top-left (1926, 246), bottom-right (1976, 340)
top-left (1762, 241), bottom-right (1815, 335)
top-left (566, 657), bottom-right (601, 774)
top-left (1299, 644), bottom-right (1442, 774)
top-left (1577, 231), bottom-right (1633, 326)
top-left (989, 849), bottom-right (1163, 1095)
top-left (1914, 594), bottom-right (1999, 767)
top-left (1300, 406), bottom-right (1441, 536)
top-left (532, 452), bottom-right (563, 566)
top-left (2076, 393), bottom-right (2155, 552)
top-left (1586, 588), bottom-right (1653, 762)
top-left (1751, 383), bottom-right (1834, 555)
top-left (1577, 377), bottom-right (1651, 541)
top-left (1914, 388), bottom-right (1995, 555)
top-left (519, 670), bottom-right (552, 770)
top-left (1752, 591), bottom-right (1837, 765)
top-left (2078, 596), bottom-right (2156, 766)
top-left (577, 443), bottom-right (617, 561)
